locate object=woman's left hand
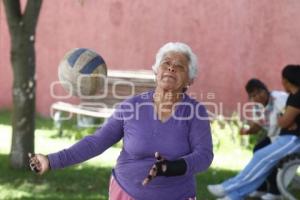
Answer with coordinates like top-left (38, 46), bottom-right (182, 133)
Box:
top-left (142, 152), bottom-right (167, 186)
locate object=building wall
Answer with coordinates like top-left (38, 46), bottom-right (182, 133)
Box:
top-left (1, 0), bottom-right (300, 117)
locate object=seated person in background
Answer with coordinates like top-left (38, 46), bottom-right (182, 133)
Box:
top-left (207, 64), bottom-right (300, 200)
top-left (240, 79), bottom-right (288, 198)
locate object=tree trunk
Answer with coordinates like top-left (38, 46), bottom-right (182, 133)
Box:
top-left (3, 0), bottom-right (42, 169)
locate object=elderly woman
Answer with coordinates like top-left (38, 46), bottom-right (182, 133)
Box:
top-left (29, 42), bottom-right (213, 200)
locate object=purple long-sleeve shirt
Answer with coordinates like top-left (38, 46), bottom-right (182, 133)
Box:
top-left (48, 90), bottom-right (213, 200)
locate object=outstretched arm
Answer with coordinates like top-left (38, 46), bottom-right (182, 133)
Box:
top-left (29, 105), bottom-right (125, 173)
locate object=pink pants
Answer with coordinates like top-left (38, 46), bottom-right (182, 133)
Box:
top-left (108, 176), bottom-right (196, 200)
top-left (109, 176), bottom-right (134, 200)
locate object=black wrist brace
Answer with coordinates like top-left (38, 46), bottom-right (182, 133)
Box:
top-left (155, 159), bottom-right (187, 177)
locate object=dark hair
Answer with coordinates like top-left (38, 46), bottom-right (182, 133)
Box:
top-left (245, 78), bottom-right (269, 94)
top-left (282, 65), bottom-right (300, 87)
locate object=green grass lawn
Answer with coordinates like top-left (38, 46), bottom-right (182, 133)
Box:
top-left (0, 110), bottom-right (253, 200)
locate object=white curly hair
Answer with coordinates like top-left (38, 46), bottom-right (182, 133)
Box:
top-left (152, 42), bottom-right (199, 81)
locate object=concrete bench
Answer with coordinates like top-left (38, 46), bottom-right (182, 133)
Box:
top-left (51, 70), bottom-right (155, 134)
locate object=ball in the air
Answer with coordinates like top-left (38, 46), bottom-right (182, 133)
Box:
top-left (58, 48), bottom-right (107, 96)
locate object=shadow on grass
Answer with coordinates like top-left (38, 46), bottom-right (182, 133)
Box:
top-left (0, 154), bottom-right (111, 200)
top-left (0, 154), bottom-right (242, 200)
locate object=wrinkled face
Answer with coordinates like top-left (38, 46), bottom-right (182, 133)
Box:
top-left (155, 51), bottom-right (190, 92)
top-left (248, 89), bottom-right (269, 105)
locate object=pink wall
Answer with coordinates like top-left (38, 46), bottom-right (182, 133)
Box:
top-left (1, 0), bottom-right (300, 116)
top-left (0, 1), bottom-right (12, 109)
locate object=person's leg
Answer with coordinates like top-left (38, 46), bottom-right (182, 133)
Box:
top-left (267, 167), bottom-right (280, 195)
top-left (208, 138), bottom-right (272, 198)
top-left (222, 136), bottom-right (300, 200)
top-left (253, 137), bottom-right (271, 193)
top-left (226, 173), bottom-right (269, 200)
top-left (253, 137), bottom-right (271, 152)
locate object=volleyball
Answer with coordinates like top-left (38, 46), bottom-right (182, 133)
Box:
top-left (58, 48), bottom-right (107, 96)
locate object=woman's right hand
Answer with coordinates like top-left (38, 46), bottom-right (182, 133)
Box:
top-left (28, 153), bottom-right (50, 175)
